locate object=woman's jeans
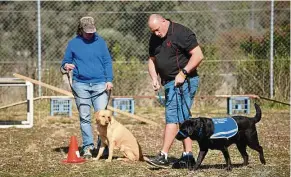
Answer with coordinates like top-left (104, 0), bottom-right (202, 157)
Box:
top-left (72, 81), bottom-right (108, 151)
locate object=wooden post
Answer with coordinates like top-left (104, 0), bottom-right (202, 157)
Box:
top-left (13, 73), bottom-right (159, 126)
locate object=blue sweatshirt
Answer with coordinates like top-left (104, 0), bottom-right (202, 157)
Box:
top-left (61, 33), bottom-right (113, 83)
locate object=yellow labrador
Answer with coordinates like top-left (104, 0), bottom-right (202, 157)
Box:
top-left (94, 110), bottom-right (144, 162)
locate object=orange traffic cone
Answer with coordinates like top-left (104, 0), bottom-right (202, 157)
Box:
top-left (62, 136), bottom-right (86, 163)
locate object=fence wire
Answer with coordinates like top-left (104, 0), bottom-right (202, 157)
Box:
top-left (0, 1), bottom-right (289, 103)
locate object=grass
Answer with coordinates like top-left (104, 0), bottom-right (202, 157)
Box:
top-left (0, 99), bottom-right (289, 177)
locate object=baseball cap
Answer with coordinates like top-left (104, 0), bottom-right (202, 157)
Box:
top-left (80, 16), bottom-right (96, 33)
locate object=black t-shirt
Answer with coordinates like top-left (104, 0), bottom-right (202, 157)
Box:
top-left (149, 20), bottom-right (199, 84)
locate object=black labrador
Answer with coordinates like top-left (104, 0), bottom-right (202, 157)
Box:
top-left (176, 103), bottom-right (266, 171)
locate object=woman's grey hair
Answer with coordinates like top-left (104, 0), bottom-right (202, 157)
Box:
top-left (76, 22), bottom-right (83, 36)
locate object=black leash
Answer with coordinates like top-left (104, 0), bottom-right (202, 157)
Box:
top-left (177, 84), bottom-right (192, 117)
top-left (60, 67), bottom-right (110, 108)
top-left (259, 95), bottom-right (290, 106)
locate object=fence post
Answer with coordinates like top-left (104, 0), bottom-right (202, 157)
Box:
top-left (37, 0), bottom-right (42, 97)
top-left (270, 0), bottom-right (274, 98)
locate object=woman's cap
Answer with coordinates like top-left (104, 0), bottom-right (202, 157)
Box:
top-left (80, 16), bottom-right (96, 33)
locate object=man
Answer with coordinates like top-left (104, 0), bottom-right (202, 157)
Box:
top-left (61, 16), bottom-right (113, 159)
top-left (147, 14), bottom-right (204, 169)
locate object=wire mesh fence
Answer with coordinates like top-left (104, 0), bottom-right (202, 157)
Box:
top-left (0, 1), bottom-right (290, 104)
top-left (0, 3), bottom-right (289, 176)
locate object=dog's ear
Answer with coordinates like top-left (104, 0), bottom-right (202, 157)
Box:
top-left (95, 111), bottom-right (100, 118)
top-left (94, 111), bottom-right (100, 123)
top-left (186, 119), bottom-right (202, 136)
top-left (183, 120), bottom-right (194, 136)
top-left (186, 124), bottom-right (194, 136)
top-left (109, 111), bottom-right (114, 123)
top-left (205, 119), bottom-right (214, 137)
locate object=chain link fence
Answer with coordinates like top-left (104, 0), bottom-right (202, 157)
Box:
top-left (0, 1), bottom-right (290, 104)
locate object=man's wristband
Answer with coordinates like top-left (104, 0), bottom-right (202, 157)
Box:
top-left (181, 68), bottom-right (188, 76)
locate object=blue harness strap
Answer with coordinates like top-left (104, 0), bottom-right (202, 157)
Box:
top-left (210, 118), bottom-right (238, 139)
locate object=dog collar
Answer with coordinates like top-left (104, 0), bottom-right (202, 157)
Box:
top-left (198, 123), bottom-right (203, 137)
top-left (178, 130), bottom-right (188, 138)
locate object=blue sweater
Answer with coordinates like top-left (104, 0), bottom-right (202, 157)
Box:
top-left (62, 33), bottom-right (113, 83)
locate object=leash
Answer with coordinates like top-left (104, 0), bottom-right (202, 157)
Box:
top-left (170, 82), bottom-right (192, 124)
top-left (105, 89), bottom-right (111, 109)
top-left (177, 85), bottom-right (192, 117)
top-left (156, 80), bottom-right (192, 122)
top-left (259, 95), bottom-right (290, 106)
top-left (60, 67), bottom-right (110, 103)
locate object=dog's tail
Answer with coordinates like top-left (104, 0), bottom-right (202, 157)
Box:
top-left (253, 103), bottom-right (262, 123)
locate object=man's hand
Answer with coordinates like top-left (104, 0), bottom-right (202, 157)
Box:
top-left (106, 82), bottom-right (113, 91)
top-left (64, 63), bottom-right (75, 71)
top-left (174, 71), bottom-right (186, 87)
top-left (152, 79), bottom-right (160, 91)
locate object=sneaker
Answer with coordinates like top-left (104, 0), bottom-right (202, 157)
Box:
top-left (146, 152), bottom-right (170, 169)
top-left (172, 152), bottom-right (196, 169)
top-left (83, 148), bottom-right (92, 159)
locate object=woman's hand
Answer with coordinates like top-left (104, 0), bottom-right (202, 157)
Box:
top-left (64, 63), bottom-right (75, 71)
top-left (106, 82), bottom-right (113, 91)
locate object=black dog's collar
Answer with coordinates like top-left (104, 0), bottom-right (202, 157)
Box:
top-left (177, 121), bottom-right (204, 140)
top-left (177, 124), bottom-right (203, 138)
top-left (198, 122), bottom-right (203, 137)
top-left (178, 130), bottom-right (188, 138)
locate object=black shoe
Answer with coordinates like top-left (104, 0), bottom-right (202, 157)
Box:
top-left (172, 152), bottom-right (196, 169)
top-left (146, 152), bottom-right (170, 169)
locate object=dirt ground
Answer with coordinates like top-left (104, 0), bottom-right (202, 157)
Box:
top-left (0, 100), bottom-right (289, 177)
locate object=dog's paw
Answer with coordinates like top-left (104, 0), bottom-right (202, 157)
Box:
top-left (105, 159), bottom-right (112, 162)
top-left (260, 158), bottom-right (266, 165)
top-left (225, 166), bottom-right (232, 171)
top-left (190, 166), bottom-right (199, 171)
top-left (92, 157), bottom-right (99, 161)
top-left (243, 162), bottom-right (249, 166)
top-left (117, 158), bottom-right (130, 162)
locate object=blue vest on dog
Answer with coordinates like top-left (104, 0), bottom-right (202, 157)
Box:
top-left (210, 118), bottom-right (238, 139)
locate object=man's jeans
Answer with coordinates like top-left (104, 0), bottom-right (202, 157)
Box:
top-left (72, 81), bottom-right (108, 151)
